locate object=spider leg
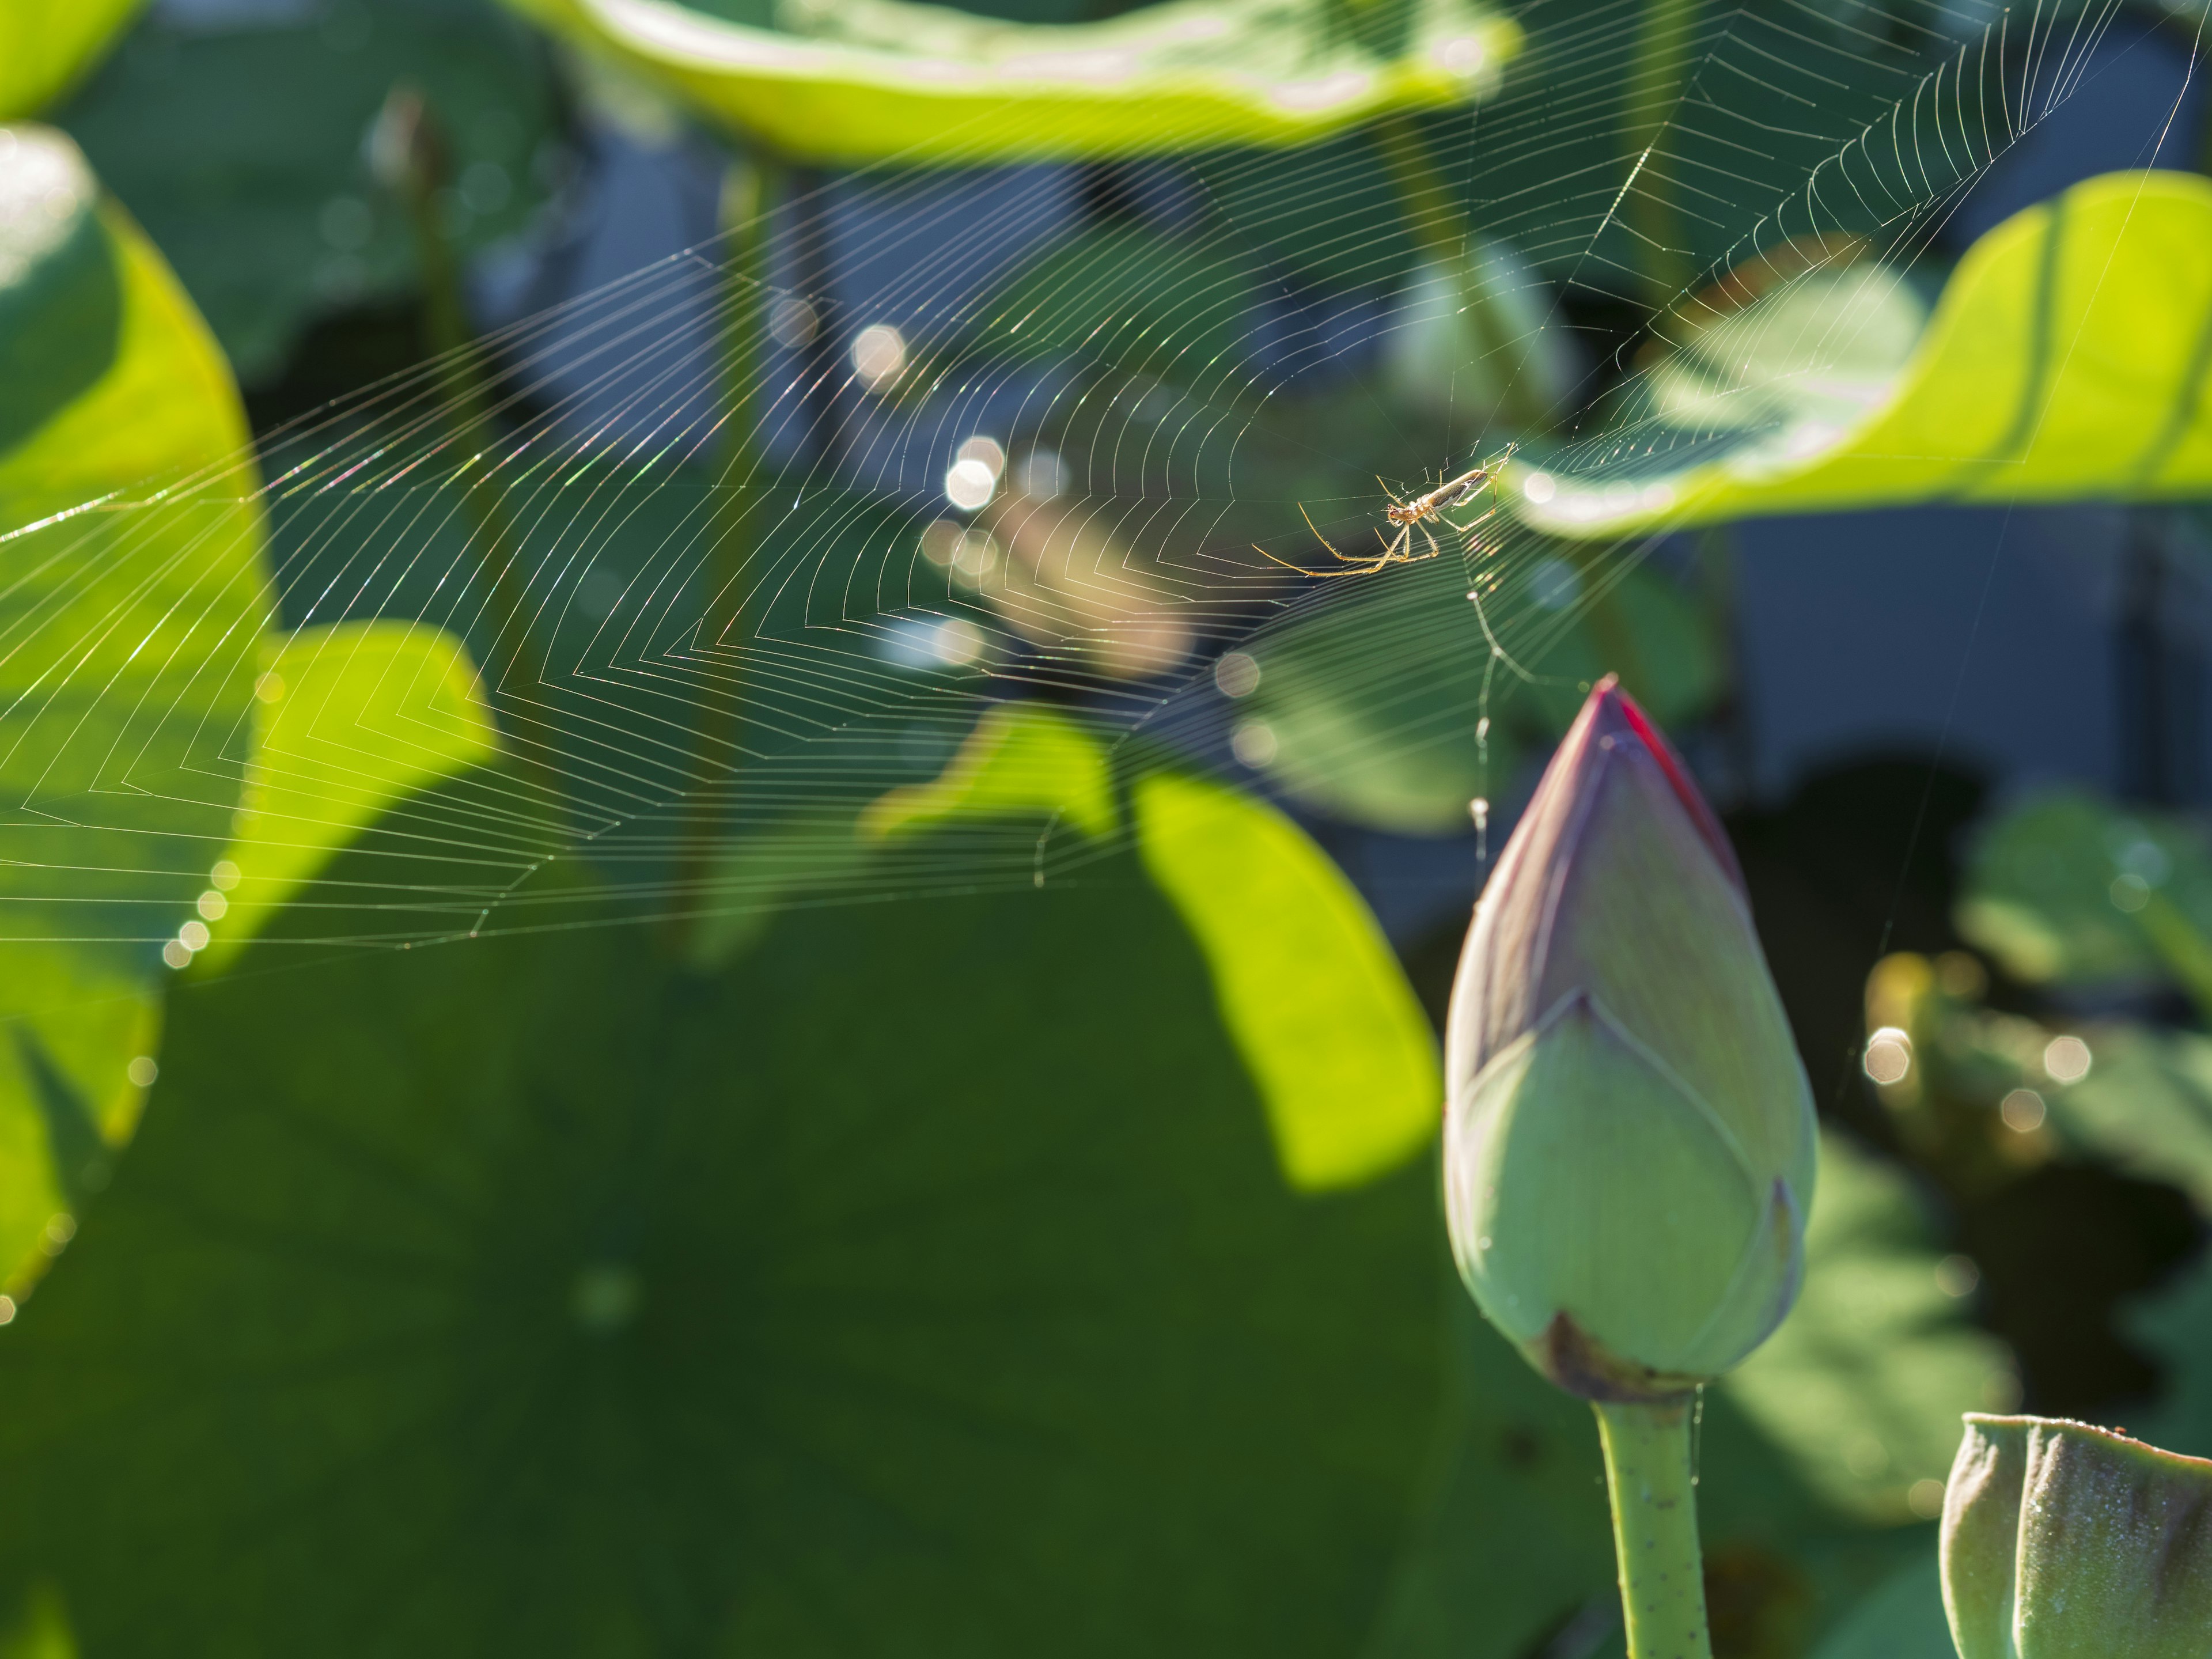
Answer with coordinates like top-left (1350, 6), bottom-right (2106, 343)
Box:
top-left (1291, 502), bottom-right (1357, 563)
top-left (1444, 506), bottom-right (1498, 535)
top-left (1253, 541), bottom-right (1330, 577)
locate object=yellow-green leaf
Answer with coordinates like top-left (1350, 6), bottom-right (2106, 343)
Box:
top-left (0, 0), bottom-right (143, 119)
top-left (501, 0), bottom-right (1518, 164)
top-left (862, 703), bottom-right (1438, 1188)
top-left (1134, 770), bottom-right (1438, 1190)
top-left (861, 701), bottom-right (1116, 840)
top-left (201, 623), bottom-right (500, 965)
top-left (0, 127), bottom-right (267, 1285)
top-left (1514, 171), bottom-right (2212, 537)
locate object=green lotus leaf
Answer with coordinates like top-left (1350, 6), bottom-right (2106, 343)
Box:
top-left (0, 125), bottom-right (267, 1289)
top-left (1721, 1131), bottom-right (2018, 1523)
top-left (58, 0), bottom-right (557, 382)
top-left (1236, 548), bottom-right (1717, 835)
top-left (0, 0), bottom-right (142, 119)
top-left (500, 0), bottom-right (1519, 164)
top-left (1512, 171), bottom-right (2212, 537)
top-left (2127, 1249), bottom-right (2212, 1460)
top-left (1956, 789), bottom-right (2212, 1012)
top-left (0, 821), bottom-right (1444, 1656)
top-left (1805, 1547), bottom-right (1957, 1659)
top-left (1132, 767), bottom-right (1437, 1190)
top-left (199, 622), bottom-right (501, 967)
top-left (869, 702), bottom-right (1439, 1190)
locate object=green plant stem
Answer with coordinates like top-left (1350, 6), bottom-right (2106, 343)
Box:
top-left (384, 88), bottom-right (567, 833)
top-left (665, 152), bottom-right (782, 960)
top-left (1372, 115), bottom-right (1467, 260)
top-left (1594, 1397), bottom-right (1713, 1659)
top-left (1620, 0), bottom-right (1695, 304)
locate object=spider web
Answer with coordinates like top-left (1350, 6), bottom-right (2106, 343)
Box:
top-left (15, 0), bottom-right (2197, 963)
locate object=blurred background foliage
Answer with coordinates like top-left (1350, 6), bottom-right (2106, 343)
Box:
top-left (2, 0), bottom-right (2212, 1656)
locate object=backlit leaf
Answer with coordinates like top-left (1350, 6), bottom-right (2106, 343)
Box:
top-left (1514, 172), bottom-right (2212, 536)
top-left (501, 0), bottom-right (1520, 164)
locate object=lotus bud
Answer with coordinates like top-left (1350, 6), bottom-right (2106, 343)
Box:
top-left (1444, 676), bottom-right (1816, 1400)
top-left (1943, 1414), bottom-right (2212, 1659)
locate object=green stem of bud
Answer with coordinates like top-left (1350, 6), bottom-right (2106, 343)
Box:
top-left (1594, 1397), bottom-right (1712, 1659)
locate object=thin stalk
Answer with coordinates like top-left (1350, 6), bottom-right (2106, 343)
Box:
top-left (1594, 1397), bottom-right (1713, 1659)
top-left (665, 153), bottom-right (783, 960)
top-left (1373, 114), bottom-right (1468, 260)
top-left (1620, 0), bottom-right (1696, 305)
top-left (379, 86), bottom-right (567, 832)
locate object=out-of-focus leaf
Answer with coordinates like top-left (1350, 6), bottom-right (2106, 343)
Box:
top-left (1805, 1545), bottom-right (1952, 1659)
top-left (0, 830), bottom-right (1445, 1657)
top-left (863, 701), bottom-right (1115, 838)
top-left (1382, 241), bottom-right (1580, 429)
top-left (1956, 790), bottom-right (2212, 1007)
top-left (2029, 1024), bottom-right (2212, 1211)
top-left (0, 127), bottom-right (267, 1287)
top-left (868, 702), bottom-right (1438, 1190)
top-left (1638, 263), bottom-right (1929, 438)
top-left (2128, 1252), bottom-right (2212, 1460)
top-left (1376, 1284), bottom-right (1906, 1659)
top-left (1238, 550), bottom-right (1717, 835)
top-left (59, 0), bottom-right (556, 382)
top-left (0, 0), bottom-right (142, 119)
top-left (199, 622), bottom-right (499, 965)
top-left (1722, 1131), bottom-right (2018, 1523)
top-left (1134, 770), bottom-right (1436, 1190)
top-left (1514, 172), bottom-right (2212, 537)
top-left (501, 0), bottom-right (1519, 164)
top-left (981, 225), bottom-right (1257, 374)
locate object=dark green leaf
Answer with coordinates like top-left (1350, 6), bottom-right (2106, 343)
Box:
top-left (0, 835), bottom-right (1444, 1656)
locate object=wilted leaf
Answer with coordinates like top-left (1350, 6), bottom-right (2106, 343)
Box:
top-left (1722, 1131), bottom-right (2018, 1522)
top-left (1514, 172), bottom-right (2212, 536)
top-left (501, 0), bottom-right (1519, 164)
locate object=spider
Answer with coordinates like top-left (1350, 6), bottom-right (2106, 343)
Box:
top-left (1257, 448), bottom-right (1514, 579)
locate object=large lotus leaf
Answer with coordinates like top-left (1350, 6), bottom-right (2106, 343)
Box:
top-left (872, 702), bottom-right (1440, 1190)
top-left (1956, 789), bottom-right (2212, 1007)
top-left (1513, 171), bottom-right (2212, 537)
top-left (1132, 768), bottom-right (1436, 1189)
top-left (1237, 547), bottom-right (1717, 835)
top-left (59, 0), bottom-right (556, 382)
top-left (1722, 1131), bottom-right (2018, 1523)
top-left (0, 127), bottom-right (267, 1286)
top-left (0, 0), bottom-right (141, 119)
top-left (500, 0), bottom-right (1518, 164)
top-left (199, 621), bottom-right (500, 965)
top-left (0, 825), bottom-right (1445, 1657)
